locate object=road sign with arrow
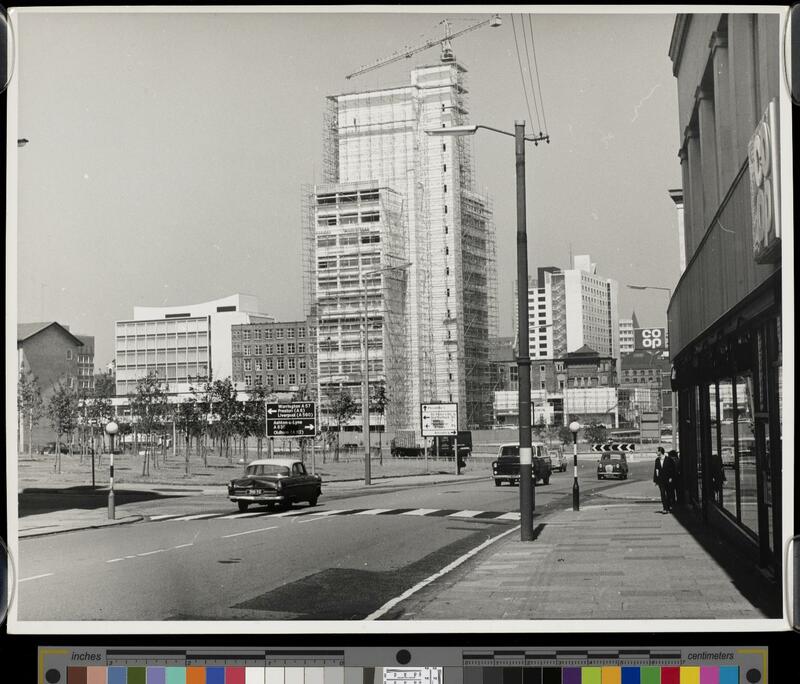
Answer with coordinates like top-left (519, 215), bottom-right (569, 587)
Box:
top-left (266, 401), bottom-right (316, 437)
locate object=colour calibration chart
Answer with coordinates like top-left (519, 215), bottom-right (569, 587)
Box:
top-left (37, 648), bottom-right (768, 684)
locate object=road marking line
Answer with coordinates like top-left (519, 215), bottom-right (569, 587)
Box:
top-left (222, 526), bottom-right (278, 539)
top-left (297, 516), bottom-right (338, 525)
top-left (149, 514), bottom-right (180, 521)
top-left (402, 509), bottom-right (439, 516)
top-left (366, 524), bottom-right (522, 620)
top-left (308, 509), bottom-right (348, 517)
top-left (218, 511), bottom-right (269, 519)
top-left (173, 543), bottom-right (194, 549)
top-left (170, 513), bottom-right (220, 521)
top-left (105, 558), bottom-right (125, 564)
top-left (270, 509), bottom-right (310, 518)
top-left (137, 549), bottom-right (165, 557)
top-left (355, 509), bottom-right (392, 515)
top-left (448, 510), bottom-right (483, 518)
top-left (20, 573), bottom-right (55, 582)
top-left (496, 512), bottom-right (522, 520)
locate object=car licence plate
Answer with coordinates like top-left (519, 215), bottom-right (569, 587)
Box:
top-left (247, 489), bottom-right (262, 495)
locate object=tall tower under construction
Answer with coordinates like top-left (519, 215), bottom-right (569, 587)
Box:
top-left (304, 59), bottom-right (497, 432)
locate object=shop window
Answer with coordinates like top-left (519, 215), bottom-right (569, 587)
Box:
top-left (717, 378), bottom-right (738, 520)
top-left (694, 386), bottom-right (704, 506)
top-left (707, 383), bottom-right (725, 508)
top-left (735, 373), bottom-right (758, 537)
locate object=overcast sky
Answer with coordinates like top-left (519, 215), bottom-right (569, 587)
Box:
top-left (14, 8), bottom-right (682, 368)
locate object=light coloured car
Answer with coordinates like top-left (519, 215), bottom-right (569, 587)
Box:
top-left (547, 447), bottom-right (567, 473)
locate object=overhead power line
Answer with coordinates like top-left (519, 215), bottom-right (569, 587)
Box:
top-left (510, 15), bottom-right (537, 132)
top-left (520, 15), bottom-right (543, 135)
top-left (527, 14), bottom-right (549, 136)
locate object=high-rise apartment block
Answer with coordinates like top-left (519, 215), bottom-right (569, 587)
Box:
top-left (619, 316), bottom-right (636, 354)
top-left (526, 256), bottom-right (620, 364)
top-left (305, 60), bottom-right (498, 430)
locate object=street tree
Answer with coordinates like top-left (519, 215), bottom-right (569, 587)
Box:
top-left (129, 372), bottom-right (169, 476)
top-left (584, 421), bottom-right (609, 445)
top-left (18, 366), bottom-right (44, 458)
top-left (175, 395), bottom-right (203, 474)
top-left (209, 377), bottom-right (238, 461)
top-left (370, 382), bottom-right (389, 465)
top-left (532, 415), bottom-right (548, 442)
top-left (47, 381), bottom-right (79, 473)
top-left (88, 373), bottom-right (115, 456)
top-left (246, 383), bottom-right (269, 459)
top-left (558, 425), bottom-right (574, 445)
top-left (329, 389), bottom-right (357, 462)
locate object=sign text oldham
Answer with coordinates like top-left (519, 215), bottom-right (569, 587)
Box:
top-left (266, 402), bottom-right (316, 437)
top-left (420, 402), bottom-right (458, 437)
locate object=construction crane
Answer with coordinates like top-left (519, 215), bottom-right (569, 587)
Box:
top-left (345, 14), bottom-right (502, 80)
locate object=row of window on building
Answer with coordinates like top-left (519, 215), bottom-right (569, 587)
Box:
top-left (238, 327), bottom-right (314, 341)
top-left (243, 373), bottom-right (308, 388)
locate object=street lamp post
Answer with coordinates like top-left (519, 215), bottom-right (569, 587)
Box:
top-left (570, 420), bottom-right (581, 510)
top-left (426, 121), bottom-right (548, 542)
top-left (105, 420), bottom-right (119, 519)
top-left (361, 262), bottom-right (412, 486)
top-left (626, 284), bottom-right (676, 450)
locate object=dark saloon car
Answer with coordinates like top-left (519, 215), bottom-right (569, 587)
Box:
top-left (39, 442), bottom-right (71, 455)
top-left (492, 443), bottom-right (552, 486)
top-left (596, 454), bottom-right (629, 480)
top-left (228, 458), bottom-right (322, 512)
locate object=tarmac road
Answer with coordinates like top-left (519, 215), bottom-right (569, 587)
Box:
top-left (16, 462), bottom-right (646, 621)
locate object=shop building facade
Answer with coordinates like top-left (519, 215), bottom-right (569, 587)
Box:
top-left (668, 12), bottom-right (784, 586)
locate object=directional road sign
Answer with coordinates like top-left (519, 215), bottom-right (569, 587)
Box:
top-left (420, 402), bottom-right (458, 437)
top-left (266, 401), bottom-right (316, 437)
top-left (591, 443), bottom-right (637, 453)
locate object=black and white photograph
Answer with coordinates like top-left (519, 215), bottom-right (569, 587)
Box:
top-left (5, 6), bottom-right (793, 630)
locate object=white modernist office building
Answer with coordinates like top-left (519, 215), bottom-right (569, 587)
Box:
top-left (306, 58), bottom-right (498, 431)
top-left (527, 255), bottom-right (620, 364)
top-left (114, 294), bottom-right (273, 395)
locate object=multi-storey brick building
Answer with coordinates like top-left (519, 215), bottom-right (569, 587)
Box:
top-left (231, 318), bottom-right (318, 396)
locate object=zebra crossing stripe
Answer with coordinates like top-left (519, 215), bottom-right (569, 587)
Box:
top-left (448, 510), bottom-right (483, 518)
top-left (148, 508), bottom-right (521, 523)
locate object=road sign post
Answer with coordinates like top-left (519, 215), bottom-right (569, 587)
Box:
top-left (421, 403), bottom-right (457, 471)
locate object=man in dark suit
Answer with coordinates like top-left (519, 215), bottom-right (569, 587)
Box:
top-left (653, 446), bottom-right (677, 513)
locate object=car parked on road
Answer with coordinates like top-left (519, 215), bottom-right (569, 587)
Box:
top-left (547, 446), bottom-right (567, 473)
top-left (227, 458), bottom-right (322, 512)
top-left (596, 454), bottom-right (629, 480)
top-left (492, 443), bottom-right (552, 486)
top-left (38, 442), bottom-right (71, 455)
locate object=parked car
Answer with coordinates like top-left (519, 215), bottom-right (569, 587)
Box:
top-left (547, 447), bottom-right (567, 473)
top-left (39, 442), bottom-right (71, 455)
top-left (597, 454), bottom-right (629, 480)
top-left (227, 458), bottom-right (322, 512)
top-left (492, 443), bottom-right (551, 486)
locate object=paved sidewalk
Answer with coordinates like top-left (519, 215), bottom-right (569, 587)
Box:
top-left (16, 472), bottom-right (487, 538)
top-left (390, 479), bottom-right (779, 620)
top-left (18, 510), bottom-right (143, 538)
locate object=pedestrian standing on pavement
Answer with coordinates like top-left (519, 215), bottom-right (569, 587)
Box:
top-left (653, 446), bottom-right (676, 513)
top-left (668, 449), bottom-right (682, 506)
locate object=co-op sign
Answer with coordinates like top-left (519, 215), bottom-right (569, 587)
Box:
top-left (634, 328), bottom-right (668, 351)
